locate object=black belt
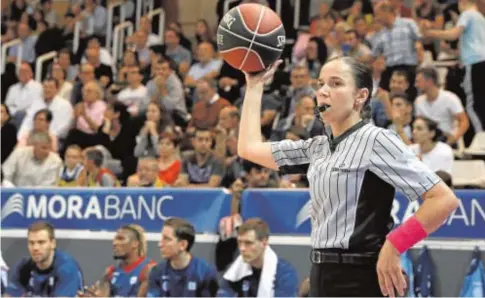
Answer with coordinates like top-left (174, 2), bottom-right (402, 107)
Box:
top-left (310, 249), bottom-right (377, 265)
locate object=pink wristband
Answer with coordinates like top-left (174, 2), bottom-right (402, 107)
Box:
top-left (386, 216), bottom-right (428, 254)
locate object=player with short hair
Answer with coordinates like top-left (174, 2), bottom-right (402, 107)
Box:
top-left (147, 217), bottom-right (219, 297)
top-left (78, 224), bottom-right (155, 297)
top-left (4, 221), bottom-right (84, 297)
top-left (217, 218), bottom-right (298, 297)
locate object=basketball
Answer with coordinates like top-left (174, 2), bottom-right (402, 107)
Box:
top-left (216, 3), bottom-right (286, 74)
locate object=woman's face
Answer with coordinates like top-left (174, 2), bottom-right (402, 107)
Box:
top-left (146, 103), bottom-right (161, 122)
top-left (412, 118), bottom-right (433, 144)
top-left (51, 63), bottom-right (65, 81)
top-left (33, 112), bottom-right (49, 132)
top-left (158, 138), bottom-right (175, 156)
top-left (123, 50), bottom-right (136, 66)
top-left (1, 105), bottom-right (9, 126)
top-left (306, 40), bottom-right (318, 60)
top-left (316, 60), bottom-right (363, 124)
top-left (104, 105), bottom-right (119, 121)
top-left (196, 21), bottom-right (208, 35)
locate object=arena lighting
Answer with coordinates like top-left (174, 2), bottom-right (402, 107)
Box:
top-left (1, 39), bottom-right (22, 74)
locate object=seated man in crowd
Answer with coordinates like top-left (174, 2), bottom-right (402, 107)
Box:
top-left (4, 222), bottom-right (84, 297)
top-left (17, 77), bottom-right (73, 141)
top-left (387, 93), bottom-right (414, 144)
top-left (4, 63), bottom-right (42, 126)
top-left (127, 157), bottom-right (165, 187)
top-left (83, 148), bottom-right (119, 187)
top-left (189, 78), bottom-right (231, 129)
top-left (217, 218), bottom-right (298, 297)
top-left (271, 95), bottom-right (324, 141)
top-left (414, 67), bottom-right (469, 145)
top-left (147, 218), bottom-right (219, 297)
top-left (2, 132), bottom-right (62, 187)
top-left (79, 225), bottom-right (155, 297)
top-left (184, 42), bottom-right (223, 89)
top-left (174, 127), bottom-right (225, 188)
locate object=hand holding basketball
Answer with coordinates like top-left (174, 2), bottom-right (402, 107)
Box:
top-left (244, 59), bottom-right (282, 87)
top-left (217, 3), bottom-right (286, 74)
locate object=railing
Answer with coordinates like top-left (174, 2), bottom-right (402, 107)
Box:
top-left (35, 51), bottom-right (57, 82)
top-left (106, 1), bottom-right (126, 49)
top-left (136, 0), bottom-right (155, 30)
top-left (112, 21), bottom-right (134, 73)
top-left (147, 8), bottom-right (165, 43)
top-left (1, 39), bottom-right (23, 74)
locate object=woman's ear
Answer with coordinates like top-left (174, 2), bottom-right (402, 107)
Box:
top-left (354, 88), bottom-right (370, 109)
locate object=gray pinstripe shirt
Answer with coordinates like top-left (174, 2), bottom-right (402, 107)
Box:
top-left (271, 121), bottom-right (440, 251)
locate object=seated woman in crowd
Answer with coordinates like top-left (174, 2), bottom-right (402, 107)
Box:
top-left (96, 101), bottom-right (137, 182)
top-left (133, 102), bottom-right (173, 158)
top-left (129, 132), bottom-right (181, 186)
top-left (17, 109), bottom-right (58, 152)
top-left (50, 62), bottom-right (73, 101)
top-left (409, 116), bottom-right (454, 176)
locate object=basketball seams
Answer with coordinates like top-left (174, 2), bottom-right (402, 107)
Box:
top-left (237, 6), bottom-right (255, 34)
top-left (239, 5), bottom-right (265, 69)
top-left (254, 24), bottom-right (284, 37)
top-left (218, 26), bottom-right (283, 52)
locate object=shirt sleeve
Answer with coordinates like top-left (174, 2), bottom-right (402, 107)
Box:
top-left (201, 265), bottom-right (219, 297)
top-left (457, 10), bottom-right (471, 30)
top-left (216, 278), bottom-right (237, 297)
top-left (270, 138), bottom-right (315, 168)
top-left (369, 129), bottom-right (441, 201)
top-left (274, 261), bottom-right (299, 297)
top-left (5, 260), bottom-right (27, 297)
top-left (146, 266), bottom-right (162, 297)
top-left (101, 173), bottom-right (116, 187)
top-left (52, 263), bottom-right (84, 297)
top-left (1, 148), bottom-right (21, 184)
top-left (408, 19), bottom-right (422, 41)
top-left (211, 157), bottom-right (225, 177)
top-left (447, 92), bottom-right (465, 114)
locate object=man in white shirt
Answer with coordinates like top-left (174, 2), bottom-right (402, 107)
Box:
top-left (414, 67), bottom-right (469, 145)
top-left (2, 131), bottom-right (62, 187)
top-left (18, 78), bottom-right (74, 140)
top-left (184, 42), bottom-right (223, 88)
top-left (4, 63), bottom-right (43, 126)
top-left (117, 65), bottom-right (149, 116)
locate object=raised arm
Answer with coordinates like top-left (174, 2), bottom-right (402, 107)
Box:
top-left (237, 62), bottom-right (283, 170)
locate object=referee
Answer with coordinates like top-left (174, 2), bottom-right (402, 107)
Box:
top-left (237, 57), bottom-right (459, 297)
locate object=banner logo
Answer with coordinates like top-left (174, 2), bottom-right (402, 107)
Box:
top-left (1, 193), bottom-right (24, 221)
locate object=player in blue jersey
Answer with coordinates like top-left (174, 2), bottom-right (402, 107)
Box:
top-left (4, 221), bottom-right (84, 297)
top-left (78, 224), bottom-right (156, 297)
top-left (147, 217), bottom-right (219, 297)
top-left (217, 218), bottom-right (299, 297)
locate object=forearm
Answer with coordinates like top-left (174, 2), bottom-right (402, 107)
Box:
top-left (238, 85), bottom-right (265, 155)
top-left (425, 29), bottom-right (459, 41)
top-left (414, 189), bottom-right (458, 233)
top-left (83, 115), bottom-right (101, 131)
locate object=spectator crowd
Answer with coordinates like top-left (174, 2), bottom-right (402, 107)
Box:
top-left (2, 0), bottom-right (485, 208)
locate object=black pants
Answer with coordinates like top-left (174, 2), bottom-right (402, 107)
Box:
top-left (310, 262), bottom-right (383, 297)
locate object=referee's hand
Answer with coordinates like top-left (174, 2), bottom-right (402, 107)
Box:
top-left (376, 241), bottom-right (407, 297)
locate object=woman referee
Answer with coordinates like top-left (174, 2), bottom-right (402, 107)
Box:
top-left (237, 57), bottom-right (459, 297)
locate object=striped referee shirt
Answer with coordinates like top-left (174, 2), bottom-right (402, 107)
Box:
top-left (271, 121), bottom-right (441, 252)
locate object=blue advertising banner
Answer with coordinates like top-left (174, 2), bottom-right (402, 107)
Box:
top-left (241, 189), bottom-right (485, 239)
top-left (1, 188), bottom-right (232, 233)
